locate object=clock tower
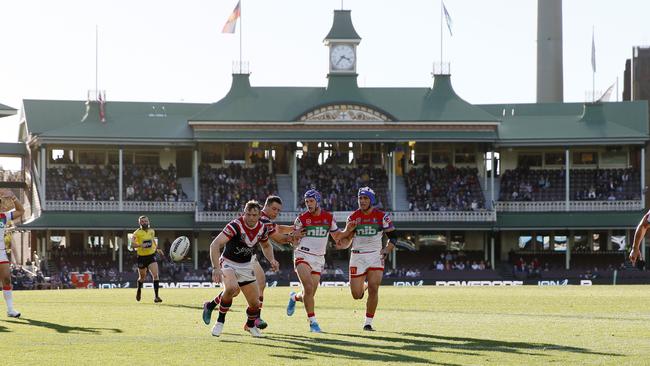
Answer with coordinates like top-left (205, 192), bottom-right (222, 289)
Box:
top-left (324, 10), bottom-right (361, 75)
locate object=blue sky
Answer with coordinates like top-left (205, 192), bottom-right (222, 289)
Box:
top-left (1, 0), bottom-right (649, 168)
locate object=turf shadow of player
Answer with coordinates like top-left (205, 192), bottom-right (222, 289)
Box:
top-left (4, 317), bottom-right (123, 334)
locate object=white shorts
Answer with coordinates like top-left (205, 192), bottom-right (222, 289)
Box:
top-left (220, 257), bottom-right (256, 284)
top-left (0, 250), bottom-right (8, 264)
top-left (294, 250), bottom-right (326, 275)
top-left (349, 250), bottom-right (384, 278)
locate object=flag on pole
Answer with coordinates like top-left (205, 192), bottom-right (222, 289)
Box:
top-left (442, 1), bottom-right (453, 36)
top-left (597, 82), bottom-right (615, 102)
top-left (591, 29), bottom-right (596, 73)
top-left (222, 1), bottom-right (241, 34)
top-left (98, 91), bottom-right (106, 123)
top-left (81, 95), bottom-right (90, 122)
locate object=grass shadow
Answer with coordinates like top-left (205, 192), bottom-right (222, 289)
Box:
top-left (384, 332), bottom-right (622, 358)
top-left (5, 317), bottom-right (123, 334)
top-left (261, 333), bottom-right (457, 365)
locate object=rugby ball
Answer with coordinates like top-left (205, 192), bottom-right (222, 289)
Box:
top-left (170, 236), bottom-right (190, 261)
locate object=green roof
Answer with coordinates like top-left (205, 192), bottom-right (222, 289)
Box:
top-left (497, 212), bottom-right (643, 230)
top-left (0, 102), bottom-right (17, 118)
top-left (22, 100), bottom-right (208, 144)
top-left (194, 130), bottom-right (496, 142)
top-left (481, 101), bottom-right (649, 145)
top-left (19, 212), bottom-right (195, 230)
top-left (189, 74), bottom-right (499, 123)
top-left (324, 10), bottom-right (361, 41)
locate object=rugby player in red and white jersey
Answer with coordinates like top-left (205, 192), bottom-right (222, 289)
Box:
top-left (202, 200), bottom-right (279, 337)
top-left (0, 189), bottom-right (24, 318)
top-left (203, 195), bottom-right (302, 331)
top-left (337, 187), bottom-right (396, 331)
top-left (286, 189), bottom-right (355, 332)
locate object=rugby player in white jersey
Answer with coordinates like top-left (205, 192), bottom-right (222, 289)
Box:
top-left (337, 187), bottom-right (396, 331)
top-left (286, 189), bottom-right (355, 332)
top-left (0, 189), bottom-right (24, 318)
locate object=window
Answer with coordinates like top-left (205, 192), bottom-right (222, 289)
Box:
top-left (573, 232), bottom-right (589, 252)
top-left (535, 234), bottom-right (550, 250)
top-left (78, 151), bottom-right (105, 165)
top-left (449, 232), bottom-right (465, 250)
top-left (431, 151), bottom-right (451, 164)
top-left (518, 154), bottom-right (542, 168)
top-left (610, 230), bottom-right (627, 251)
top-left (553, 233), bottom-right (567, 252)
top-left (518, 234), bottom-right (533, 250)
top-left (454, 146), bottom-right (476, 164)
top-left (50, 149), bottom-right (74, 164)
top-left (134, 153), bottom-right (159, 165)
top-left (573, 152), bottom-right (598, 165)
top-left (601, 150), bottom-right (627, 165)
top-left (545, 152), bottom-right (565, 165)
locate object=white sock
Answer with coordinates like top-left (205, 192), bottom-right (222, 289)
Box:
top-left (3, 290), bottom-right (13, 311)
top-left (308, 315), bottom-right (317, 324)
top-left (365, 316), bottom-right (374, 326)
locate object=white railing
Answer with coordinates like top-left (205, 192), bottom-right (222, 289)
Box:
top-left (495, 200), bottom-right (644, 213)
top-left (196, 210), bottom-right (497, 222)
top-left (45, 201), bottom-right (196, 212)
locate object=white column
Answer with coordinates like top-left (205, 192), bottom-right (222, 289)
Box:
top-left (642, 147), bottom-right (646, 204)
top-left (490, 235), bottom-right (495, 270)
top-left (565, 148), bottom-right (570, 211)
top-left (484, 152), bottom-right (488, 194)
top-left (391, 152), bottom-right (397, 210)
top-left (118, 234), bottom-right (123, 273)
top-left (193, 149), bottom-right (199, 203)
top-left (193, 235), bottom-right (199, 271)
top-left (566, 231), bottom-right (572, 270)
top-left (292, 150), bottom-right (298, 210)
top-left (40, 146), bottom-right (46, 202)
top-left (119, 148), bottom-right (123, 211)
top-left (490, 149), bottom-right (495, 208)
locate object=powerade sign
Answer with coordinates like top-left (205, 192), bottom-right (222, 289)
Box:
top-left (435, 281), bottom-right (524, 286)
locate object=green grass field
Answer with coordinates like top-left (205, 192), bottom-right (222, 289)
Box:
top-left (2, 286), bottom-right (650, 365)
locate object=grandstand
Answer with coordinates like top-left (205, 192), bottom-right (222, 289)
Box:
top-left (3, 10), bottom-right (649, 285)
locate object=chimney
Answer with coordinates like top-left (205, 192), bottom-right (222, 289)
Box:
top-left (536, 0), bottom-right (563, 103)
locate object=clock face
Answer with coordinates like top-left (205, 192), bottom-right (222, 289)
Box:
top-left (330, 44), bottom-right (355, 70)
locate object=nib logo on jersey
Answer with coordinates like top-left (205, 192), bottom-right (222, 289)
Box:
top-left (306, 226), bottom-right (329, 237)
top-left (355, 224), bottom-right (378, 236)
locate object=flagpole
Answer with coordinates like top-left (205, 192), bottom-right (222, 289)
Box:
top-left (440, 0), bottom-right (443, 64)
top-left (237, 0), bottom-right (239, 73)
top-left (95, 25), bottom-right (99, 100)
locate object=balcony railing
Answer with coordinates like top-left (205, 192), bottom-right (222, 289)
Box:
top-left (195, 210), bottom-right (497, 223)
top-left (495, 200), bottom-right (644, 213)
top-left (45, 200), bottom-right (196, 212)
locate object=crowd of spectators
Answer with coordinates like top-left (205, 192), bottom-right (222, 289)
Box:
top-left (46, 165), bottom-right (119, 201)
top-left (46, 163), bottom-right (185, 202)
top-left (405, 166), bottom-right (484, 211)
top-left (200, 163), bottom-right (277, 211)
top-left (123, 164), bottom-right (187, 202)
top-left (297, 154), bottom-right (389, 211)
top-left (0, 168), bottom-right (23, 182)
top-left (500, 168), bottom-right (640, 202)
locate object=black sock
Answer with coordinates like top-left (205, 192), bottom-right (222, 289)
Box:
top-left (217, 300), bottom-right (232, 323)
top-left (153, 280), bottom-right (160, 297)
top-left (137, 281), bottom-right (143, 290)
top-left (246, 307), bottom-right (260, 328)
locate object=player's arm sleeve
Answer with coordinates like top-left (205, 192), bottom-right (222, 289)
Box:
top-left (222, 223), bottom-right (236, 239)
top-left (330, 217), bottom-right (339, 232)
top-left (382, 213), bottom-right (395, 230)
